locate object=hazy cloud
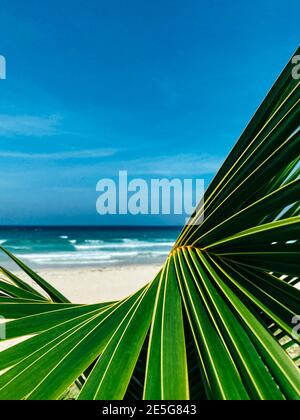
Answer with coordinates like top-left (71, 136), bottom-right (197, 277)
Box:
top-left (42, 152), bottom-right (224, 176)
top-left (0, 114), bottom-right (61, 137)
top-left (0, 148), bottom-right (119, 160)
top-left (121, 153), bottom-right (224, 176)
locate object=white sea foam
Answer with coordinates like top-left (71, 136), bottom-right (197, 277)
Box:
top-left (7, 246), bottom-right (31, 250)
top-left (0, 227), bottom-right (178, 268)
top-left (20, 248), bottom-right (169, 266)
top-left (21, 252), bottom-right (112, 261)
top-left (74, 239), bottom-right (173, 251)
top-left (28, 259), bottom-right (120, 266)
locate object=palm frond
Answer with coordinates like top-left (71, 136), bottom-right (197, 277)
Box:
top-left (0, 48), bottom-right (299, 400)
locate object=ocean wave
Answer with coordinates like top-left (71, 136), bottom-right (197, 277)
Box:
top-left (30, 259), bottom-right (120, 266)
top-left (21, 252), bottom-right (112, 261)
top-left (74, 244), bottom-right (108, 250)
top-left (19, 248), bottom-right (169, 266)
top-left (0, 226), bottom-right (178, 269)
top-left (6, 245), bottom-right (31, 250)
top-left (74, 240), bottom-right (174, 251)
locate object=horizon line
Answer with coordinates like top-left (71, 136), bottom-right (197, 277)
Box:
top-left (0, 224), bottom-right (183, 228)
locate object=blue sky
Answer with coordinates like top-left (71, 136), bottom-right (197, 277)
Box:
top-left (0, 0), bottom-right (299, 225)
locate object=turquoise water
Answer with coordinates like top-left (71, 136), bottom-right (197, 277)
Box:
top-left (0, 226), bottom-right (181, 269)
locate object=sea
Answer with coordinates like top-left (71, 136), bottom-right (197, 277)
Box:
top-left (0, 226), bottom-right (182, 269)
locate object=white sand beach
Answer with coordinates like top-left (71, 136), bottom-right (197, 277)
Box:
top-left (33, 264), bottom-right (162, 303)
top-left (13, 264), bottom-right (162, 304)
